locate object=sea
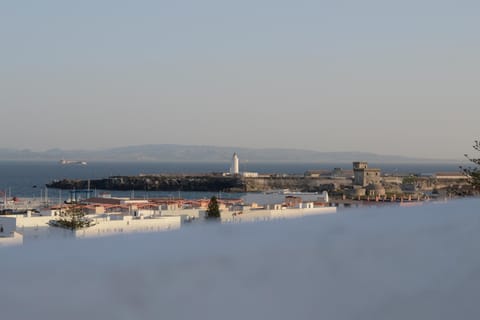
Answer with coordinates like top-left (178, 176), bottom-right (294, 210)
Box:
top-left (0, 160), bottom-right (463, 200)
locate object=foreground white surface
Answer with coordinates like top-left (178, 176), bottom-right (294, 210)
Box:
top-left (1, 199), bottom-right (480, 320)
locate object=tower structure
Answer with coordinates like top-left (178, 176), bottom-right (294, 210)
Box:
top-left (353, 162), bottom-right (381, 187)
top-left (230, 153), bottom-right (239, 175)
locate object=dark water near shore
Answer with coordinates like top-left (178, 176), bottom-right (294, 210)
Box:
top-left (0, 161), bottom-right (463, 198)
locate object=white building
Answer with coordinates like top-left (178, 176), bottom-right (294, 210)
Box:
top-left (241, 171), bottom-right (259, 178)
top-left (0, 205), bottom-right (182, 243)
top-left (0, 216), bottom-right (24, 247)
top-left (76, 215), bottom-right (181, 238)
top-left (220, 203), bottom-right (336, 223)
top-left (1, 211), bottom-right (83, 242)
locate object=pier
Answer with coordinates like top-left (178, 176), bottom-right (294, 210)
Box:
top-left (46, 175), bottom-right (338, 193)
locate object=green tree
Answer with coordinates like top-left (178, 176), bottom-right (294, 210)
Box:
top-left (51, 205), bottom-right (92, 230)
top-left (402, 175), bottom-right (417, 185)
top-left (462, 140), bottom-right (480, 190)
top-left (206, 196), bottom-right (221, 219)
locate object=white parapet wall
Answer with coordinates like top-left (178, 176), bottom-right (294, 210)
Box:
top-left (1, 214), bottom-right (76, 242)
top-left (1, 213), bottom-right (183, 242)
top-left (0, 214), bottom-right (53, 229)
top-left (75, 215), bottom-right (182, 238)
top-left (0, 216), bottom-right (17, 234)
top-left (160, 208), bottom-right (202, 220)
top-left (0, 232), bottom-right (23, 247)
top-left (135, 208), bottom-right (201, 221)
top-left (0, 216), bottom-right (23, 247)
top-left (2, 199), bottom-right (480, 319)
top-left (13, 215), bottom-right (54, 228)
top-left (221, 205), bottom-right (337, 223)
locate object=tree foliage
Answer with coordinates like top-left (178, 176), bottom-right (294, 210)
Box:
top-left (402, 175), bottom-right (417, 185)
top-left (51, 205), bottom-right (93, 230)
top-left (206, 196), bottom-right (220, 219)
top-left (462, 140), bottom-right (480, 190)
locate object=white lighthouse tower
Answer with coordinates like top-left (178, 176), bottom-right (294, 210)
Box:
top-left (230, 153), bottom-right (239, 175)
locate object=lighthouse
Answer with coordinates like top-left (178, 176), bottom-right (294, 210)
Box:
top-left (230, 153), bottom-right (239, 175)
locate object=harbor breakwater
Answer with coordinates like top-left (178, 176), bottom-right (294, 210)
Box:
top-left (46, 175), bottom-right (338, 193)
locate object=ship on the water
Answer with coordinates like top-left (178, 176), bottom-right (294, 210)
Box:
top-left (59, 159), bottom-right (87, 166)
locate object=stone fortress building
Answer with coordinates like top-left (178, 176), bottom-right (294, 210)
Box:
top-left (353, 162), bottom-right (382, 187)
top-left (350, 162), bottom-right (385, 198)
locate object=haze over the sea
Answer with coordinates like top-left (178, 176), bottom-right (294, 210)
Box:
top-left (0, 144), bottom-right (469, 163)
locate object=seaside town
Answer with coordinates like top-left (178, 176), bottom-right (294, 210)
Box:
top-left (2, 2), bottom-right (480, 319)
top-left (0, 153), bottom-right (472, 247)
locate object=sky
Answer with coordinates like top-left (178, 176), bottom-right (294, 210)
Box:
top-left (1, 0), bottom-right (479, 159)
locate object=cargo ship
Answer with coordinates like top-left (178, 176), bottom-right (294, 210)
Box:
top-left (59, 159), bottom-right (88, 166)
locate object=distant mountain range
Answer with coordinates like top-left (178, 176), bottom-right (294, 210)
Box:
top-left (0, 144), bottom-right (460, 164)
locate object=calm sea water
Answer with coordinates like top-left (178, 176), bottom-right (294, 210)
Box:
top-left (0, 161), bottom-right (462, 198)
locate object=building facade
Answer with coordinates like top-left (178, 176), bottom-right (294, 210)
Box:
top-left (353, 162), bottom-right (381, 187)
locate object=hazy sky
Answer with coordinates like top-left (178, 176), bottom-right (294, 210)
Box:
top-left (1, 0), bottom-right (478, 159)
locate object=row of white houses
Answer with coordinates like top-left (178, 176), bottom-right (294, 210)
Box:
top-left (1, 195), bottom-right (335, 246)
